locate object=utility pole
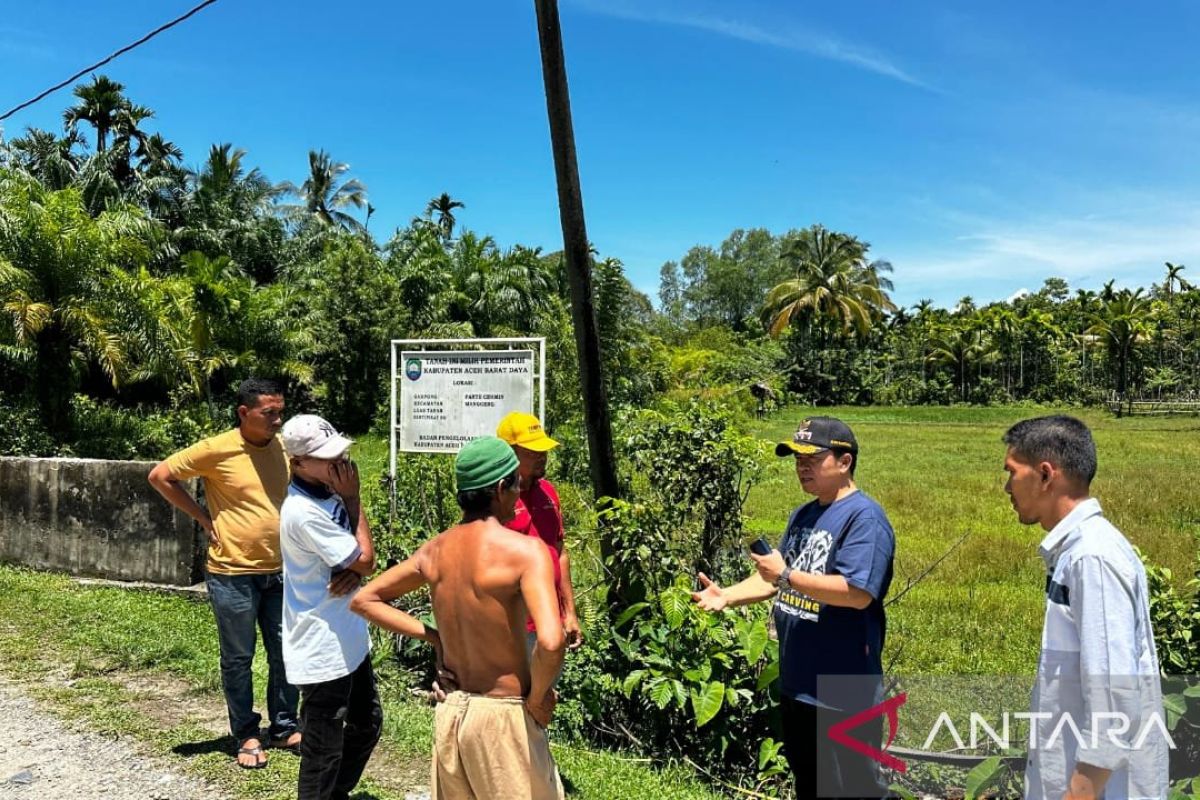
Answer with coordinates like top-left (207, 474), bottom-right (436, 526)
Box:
top-left (532, 0), bottom-right (621, 515)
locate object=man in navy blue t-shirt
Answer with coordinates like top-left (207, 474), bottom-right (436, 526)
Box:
top-left (692, 416), bottom-right (895, 799)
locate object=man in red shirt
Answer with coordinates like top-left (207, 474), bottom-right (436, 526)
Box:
top-left (496, 412), bottom-right (582, 658)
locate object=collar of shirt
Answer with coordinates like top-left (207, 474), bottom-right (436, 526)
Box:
top-left (1037, 497), bottom-right (1103, 570)
top-left (290, 475), bottom-right (333, 500)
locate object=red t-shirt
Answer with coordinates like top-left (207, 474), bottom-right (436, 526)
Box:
top-left (504, 479), bottom-right (564, 632)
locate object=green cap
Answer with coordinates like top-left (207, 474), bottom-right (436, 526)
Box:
top-left (455, 436), bottom-right (519, 492)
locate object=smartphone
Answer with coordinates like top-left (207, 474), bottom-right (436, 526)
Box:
top-left (749, 537), bottom-right (773, 556)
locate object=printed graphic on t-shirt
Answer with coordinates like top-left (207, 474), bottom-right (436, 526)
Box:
top-left (775, 526), bottom-right (832, 622)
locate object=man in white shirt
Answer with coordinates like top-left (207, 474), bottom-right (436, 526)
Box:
top-left (280, 414), bottom-right (380, 800)
top-left (1003, 415), bottom-right (1168, 800)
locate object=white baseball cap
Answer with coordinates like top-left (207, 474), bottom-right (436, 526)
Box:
top-left (281, 414), bottom-right (353, 459)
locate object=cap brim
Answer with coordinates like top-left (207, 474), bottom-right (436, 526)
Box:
top-left (517, 436), bottom-right (559, 453)
top-left (308, 435), bottom-right (354, 459)
top-left (775, 441), bottom-right (829, 457)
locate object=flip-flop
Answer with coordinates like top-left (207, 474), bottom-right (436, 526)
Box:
top-left (236, 744), bottom-right (267, 769)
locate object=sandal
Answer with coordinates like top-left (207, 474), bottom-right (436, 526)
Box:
top-left (236, 741), bottom-right (268, 769)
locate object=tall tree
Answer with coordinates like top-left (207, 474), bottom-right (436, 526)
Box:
top-left (762, 225), bottom-right (895, 338)
top-left (62, 75), bottom-right (128, 153)
top-left (283, 150), bottom-right (368, 230)
top-left (1087, 288), bottom-right (1153, 414)
top-left (426, 192), bottom-right (465, 242)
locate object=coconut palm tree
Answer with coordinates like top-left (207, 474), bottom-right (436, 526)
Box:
top-left (426, 192), bottom-right (465, 242)
top-left (761, 225), bottom-right (895, 338)
top-left (1087, 288), bottom-right (1153, 414)
top-left (282, 149), bottom-right (367, 230)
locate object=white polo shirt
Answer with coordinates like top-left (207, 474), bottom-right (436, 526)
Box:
top-left (279, 479), bottom-right (370, 686)
top-left (1027, 498), bottom-right (1169, 800)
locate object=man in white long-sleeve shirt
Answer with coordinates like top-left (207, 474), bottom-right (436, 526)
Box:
top-left (1002, 415), bottom-right (1169, 800)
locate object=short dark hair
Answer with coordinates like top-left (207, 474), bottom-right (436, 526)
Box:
top-left (236, 377), bottom-right (284, 410)
top-left (831, 447), bottom-right (857, 476)
top-left (1002, 415), bottom-right (1097, 485)
top-left (456, 468), bottom-right (520, 514)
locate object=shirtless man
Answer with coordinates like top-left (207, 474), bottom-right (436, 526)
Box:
top-left (351, 436), bottom-right (565, 800)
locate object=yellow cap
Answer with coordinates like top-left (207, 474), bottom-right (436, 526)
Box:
top-left (496, 412), bottom-right (559, 452)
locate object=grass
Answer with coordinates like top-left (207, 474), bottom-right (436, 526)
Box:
top-left (0, 566), bottom-right (720, 800)
top-left (744, 405), bottom-right (1200, 676)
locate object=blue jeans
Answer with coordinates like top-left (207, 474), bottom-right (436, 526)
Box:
top-left (206, 571), bottom-right (299, 743)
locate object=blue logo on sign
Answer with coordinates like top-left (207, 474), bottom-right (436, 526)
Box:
top-left (405, 358), bottom-right (422, 381)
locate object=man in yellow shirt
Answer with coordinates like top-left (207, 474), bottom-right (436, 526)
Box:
top-left (148, 378), bottom-right (300, 769)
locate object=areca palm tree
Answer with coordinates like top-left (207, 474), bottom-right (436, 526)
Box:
top-left (282, 149), bottom-right (367, 230)
top-left (761, 225), bottom-right (895, 338)
top-left (1164, 262), bottom-right (1190, 297)
top-left (426, 192), bottom-right (465, 242)
top-left (62, 75), bottom-right (128, 153)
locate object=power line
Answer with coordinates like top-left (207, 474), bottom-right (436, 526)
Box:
top-left (0, 0), bottom-right (222, 123)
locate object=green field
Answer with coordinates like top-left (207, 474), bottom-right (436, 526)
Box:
top-left (745, 406), bottom-right (1200, 676)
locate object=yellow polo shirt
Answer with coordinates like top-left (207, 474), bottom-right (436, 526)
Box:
top-left (165, 428), bottom-right (289, 575)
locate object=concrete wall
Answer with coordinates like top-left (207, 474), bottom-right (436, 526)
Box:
top-left (0, 457), bottom-right (204, 585)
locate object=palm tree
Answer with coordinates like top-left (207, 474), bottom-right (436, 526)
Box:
top-left (6, 128), bottom-right (83, 190)
top-left (926, 324), bottom-right (994, 401)
top-left (62, 75), bottom-right (128, 153)
top-left (1086, 288), bottom-right (1153, 414)
top-left (426, 192), bottom-right (465, 242)
top-left (0, 173), bottom-right (158, 434)
top-left (282, 149), bottom-right (367, 230)
top-left (761, 225), bottom-right (896, 338)
top-left (1164, 262), bottom-right (1189, 297)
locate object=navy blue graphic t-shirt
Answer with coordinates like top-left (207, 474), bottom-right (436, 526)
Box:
top-left (773, 490), bottom-right (895, 710)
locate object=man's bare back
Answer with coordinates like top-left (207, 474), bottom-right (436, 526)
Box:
top-left (416, 517), bottom-right (561, 699)
top-left (350, 509), bottom-right (563, 721)
top-left (352, 436), bottom-right (567, 798)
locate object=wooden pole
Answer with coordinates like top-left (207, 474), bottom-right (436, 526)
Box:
top-left (532, 0), bottom-right (621, 511)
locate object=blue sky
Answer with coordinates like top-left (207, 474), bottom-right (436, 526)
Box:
top-left (2, 0), bottom-right (1199, 308)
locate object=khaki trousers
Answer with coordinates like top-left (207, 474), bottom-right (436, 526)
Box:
top-left (432, 691), bottom-right (564, 800)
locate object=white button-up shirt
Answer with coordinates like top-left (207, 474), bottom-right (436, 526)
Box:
top-left (1026, 498), bottom-right (1170, 800)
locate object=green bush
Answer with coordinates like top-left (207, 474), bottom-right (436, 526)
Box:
top-left (67, 395), bottom-right (217, 460)
top-left (0, 398), bottom-right (57, 456)
top-left (1142, 545), bottom-right (1200, 794)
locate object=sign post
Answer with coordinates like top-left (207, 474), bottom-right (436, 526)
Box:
top-left (388, 338), bottom-right (546, 484)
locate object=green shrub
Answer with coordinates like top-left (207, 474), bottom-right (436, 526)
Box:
top-left (0, 397), bottom-right (57, 456)
top-left (1143, 545), bottom-right (1200, 793)
top-left (67, 395), bottom-right (217, 460)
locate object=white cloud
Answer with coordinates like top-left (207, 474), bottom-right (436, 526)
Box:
top-left (567, 0), bottom-right (929, 89)
top-left (888, 202), bottom-right (1200, 303)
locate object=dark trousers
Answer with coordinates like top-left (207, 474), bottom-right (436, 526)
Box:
top-left (781, 696), bottom-right (887, 799)
top-left (206, 571), bottom-right (299, 742)
top-left (297, 657), bottom-right (383, 800)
